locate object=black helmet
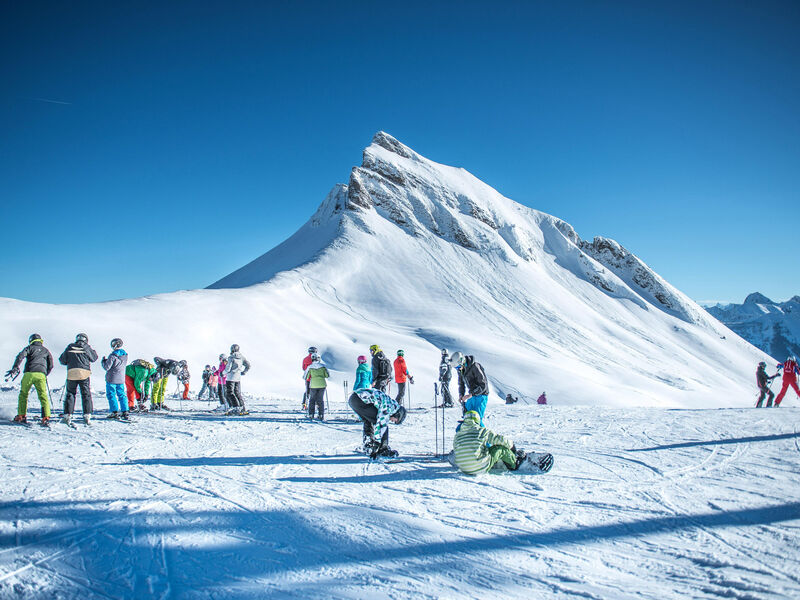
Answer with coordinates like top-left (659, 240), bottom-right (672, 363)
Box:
top-left (110, 338), bottom-right (123, 350)
top-left (308, 346), bottom-right (318, 353)
top-left (76, 333), bottom-right (89, 343)
top-left (231, 344), bottom-right (240, 353)
top-left (441, 348), bottom-right (448, 356)
top-left (28, 333), bottom-right (42, 344)
top-left (205, 364), bottom-right (211, 369)
top-left (392, 405), bottom-right (407, 425)
top-left (758, 361), bottom-right (766, 367)
top-left (219, 354), bottom-right (226, 361)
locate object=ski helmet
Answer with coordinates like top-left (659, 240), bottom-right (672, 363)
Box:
top-left (397, 349), bottom-right (404, 356)
top-left (449, 351), bottom-right (465, 368)
top-left (110, 338), bottom-right (123, 350)
top-left (357, 355), bottom-right (367, 364)
top-left (76, 333), bottom-right (89, 343)
top-left (311, 352), bottom-right (321, 362)
top-left (219, 354), bottom-right (226, 361)
top-left (170, 362), bottom-right (182, 375)
top-left (205, 364), bottom-right (211, 369)
top-left (758, 361), bottom-right (766, 368)
top-left (391, 405), bottom-right (407, 425)
top-left (28, 333), bottom-right (42, 344)
top-left (441, 348), bottom-right (448, 356)
top-left (231, 344), bottom-right (240, 353)
top-left (308, 346), bottom-right (318, 353)
top-left (369, 344), bottom-right (380, 354)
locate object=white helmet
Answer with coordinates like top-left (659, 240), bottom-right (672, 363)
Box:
top-left (449, 351), bottom-right (465, 367)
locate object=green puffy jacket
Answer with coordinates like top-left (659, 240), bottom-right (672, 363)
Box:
top-left (125, 361), bottom-right (155, 398)
top-left (305, 365), bottom-right (330, 389)
top-left (453, 412), bottom-right (513, 475)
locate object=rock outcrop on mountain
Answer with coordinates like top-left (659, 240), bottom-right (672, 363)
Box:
top-left (707, 294), bottom-right (800, 361)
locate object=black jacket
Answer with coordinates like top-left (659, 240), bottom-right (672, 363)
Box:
top-left (371, 351), bottom-right (392, 385)
top-left (757, 365), bottom-right (777, 389)
top-left (59, 341), bottom-right (98, 371)
top-left (12, 341), bottom-right (54, 375)
top-left (153, 357), bottom-right (179, 380)
top-left (458, 355), bottom-right (488, 397)
top-left (438, 358), bottom-right (451, 382)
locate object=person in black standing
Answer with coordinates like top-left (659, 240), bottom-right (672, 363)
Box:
top-left (755, 361), bottom-right (779, 407)
top-left (438, 348), bottom-right (454, 408)
top-left (369, 344), bottom-right (392, 393)
top-left (59, 333), bottom-right (98, 425)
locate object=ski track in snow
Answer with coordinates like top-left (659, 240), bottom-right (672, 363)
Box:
top-left (1, 393), bottom-right (799, 600)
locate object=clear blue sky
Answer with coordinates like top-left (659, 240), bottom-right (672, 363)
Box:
top-left (1, 0), bottom-right (798, 304)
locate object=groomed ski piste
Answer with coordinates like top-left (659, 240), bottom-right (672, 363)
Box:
top-left (1, 132), bottom-right (799, 598)
top-left (1, 392), bottom-right (799, 599)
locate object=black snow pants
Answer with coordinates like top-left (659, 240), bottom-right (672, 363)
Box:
top-left (64, 378), bottom-right (93, 415)
top-left (440, 379), bottom-right (453, 406)
top-left (225, 381), bottom-right (243, 408)
top-left (756, 386), bottom-right (775, 408)
top-left (348, 392), bottom-right (389, 450)
top-left (308, 388), bottom-right (325, 419)
top-left (395, 382), bottom-right (407, 406)
top-left (217, 383), bottom-right (226, 405)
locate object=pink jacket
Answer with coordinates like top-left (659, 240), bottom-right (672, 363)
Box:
top-left (217, 361), bottom-right (228, 385)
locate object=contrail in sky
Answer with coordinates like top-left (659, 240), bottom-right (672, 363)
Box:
top-left (28, 97), bottom-right (72, 105)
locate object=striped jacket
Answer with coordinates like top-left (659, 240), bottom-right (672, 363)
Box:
top-left (354, 388), bottom-right (400, 440)
top-left (453, 412), bottom-right (513, 475)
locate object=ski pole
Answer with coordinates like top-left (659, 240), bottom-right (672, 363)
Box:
top-left (325, 388), bottom-right (330, 413)
top-left (434, 382), bottom-right (439, 457)
top-left (441, 390), bottom-right (446, 457)
top-left (408, 380), bottom-right (412, 410)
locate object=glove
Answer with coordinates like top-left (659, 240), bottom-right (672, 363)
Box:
top-left (409, 376), bottom-right (414, 385)
top-left (5, 368), bottom-right (19, 379)
top-left (241, 370), bottom-right (247, 376)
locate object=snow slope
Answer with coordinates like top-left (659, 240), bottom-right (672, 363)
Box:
top-left (1, 394), bottom-right (799, 599)
top-left (707, 293), bottom-right (800, 361)
top-left (0, 132), bottom-right (771, 407)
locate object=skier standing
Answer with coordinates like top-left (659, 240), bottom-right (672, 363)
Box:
top-left (302, 346), bottom-right (317, 410)
top-left (347, 387), bottom-right (407, 459)
top-left (774, 356), bottom-right (800, 406)
top-left (304, 352), bottom-right (329, 420)
top-left (59, 333), bottom-right (98, 425)
top-left (178, 361), bottom-right (190, 400)
top-left (215, 355), bottom-right (228, 408)
top-left (208, 367), bottom-right (219, 401)
top-left (450, 351), bottom-right (488, 422)
top-left (125, 359), bottom-right (154, 412)
top-left (755, 362), bottom-right (779, 407)
top-left (438, 348), bottom-right (454, 408)
top-left (6, 334), bottom-right (53, 425)
top-left (353, 355), bottom-right (371, 391)
top-left (223, 344), bottom-right (250, 415)
top-left (198, 365), bottom-right (212, 400)
top-left (393, 350), bottom-right (413, 407)
top-left (101, 338), bottom-right (129, 419)
top-left (369, 345), bottom-right (392, 393)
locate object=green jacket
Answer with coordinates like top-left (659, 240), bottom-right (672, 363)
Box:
top-left (125, 362), bottom-right (155, 397)
top-left (453, 412), bottom-right (513, 475)
top-left (305, 365), bottom-right (329, 389)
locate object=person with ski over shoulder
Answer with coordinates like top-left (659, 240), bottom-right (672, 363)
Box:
top-left (450, 351), bottom-right (488, 422)
top-left (353, 355), bottom-right (371, 391)
top-left (348, 387), bottom-right (407, 459)
top-left (101, 338), bottom-right (129, 420)
top-left (452, 410), bottom-right (553, 475)
top-left (224, 344), bottom-right (250, 415)
top-left (438, 348), bottom-right (454, 408)
top-left (304, 352), bottom-right (329, 420)
top-left (126, 358), bottom-right (155, 412)
top-left (755, 361), bottom-right (779, 407)
top-left (6, 333), bottom-right (54, 426)
top-left (369, 344), bottom-right (392, 393)
top-left (59, 333), bottom-right (98, 426)
top-left (302, 346), bottom-right (317, 410)
top-left (774, 355), bottom-right (800, 406)
top-left (393, 349), bottom-right (414, 407)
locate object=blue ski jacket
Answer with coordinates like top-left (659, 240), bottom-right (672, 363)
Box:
top-left (353, 363), bottom-right (372, 391)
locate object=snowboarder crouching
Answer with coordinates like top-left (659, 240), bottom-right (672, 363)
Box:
top-left (348, 388), bottom-right (407, 459)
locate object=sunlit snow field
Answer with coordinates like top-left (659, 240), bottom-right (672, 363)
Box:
top-left (1, 390), bottom-right (798, 600)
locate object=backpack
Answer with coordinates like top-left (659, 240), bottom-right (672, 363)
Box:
top-left (378, 355), bottom-right (391, 379)
top-left (132, 359), bottom-right (154, 370)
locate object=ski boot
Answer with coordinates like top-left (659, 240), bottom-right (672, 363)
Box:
top-left (513, 446), bottom-right (527, 470)
top-left (61, 414), bottom-right (72, 426)
top-left (137, 403), bottom-right (149, 412)
top-left (12, 415), bottom-right (27, 424)
top-left (376, 446), bottom-right (399, 459)
top-left (40, 416), bottom-right (50, 427)
top-left (107, 411), bottom-right (120, 419)
top-left (120, 412), bottom-right (130, 421)
top-left (160, 404), bottom-right (170, 411)
top-left (83, 414), bottom-right (92, 426)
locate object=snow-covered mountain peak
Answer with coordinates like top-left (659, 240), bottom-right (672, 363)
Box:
top-left (744, 292), bottom-right (773, 305)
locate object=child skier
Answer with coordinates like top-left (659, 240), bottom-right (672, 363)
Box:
top-left (393, 350), bottom-right (413, 406)
top-left (353, 355), bottom-right (371, 391)
top-left (101, 338), bottom-right (129, 419)
top-left (208, 367), bottom-right (219, 401)
top-left (178, 362), bottom-right (190, 400)
top-left (774, 356), bottom-right (800, 406)
top-left (304, 352), bottom-right (329, 420)
top-left (348, 388), bottom-right (407, 459)
top-left (6, 333), bottom-right (54, 425)
top-left (59, 333), bottom-right (98, 425)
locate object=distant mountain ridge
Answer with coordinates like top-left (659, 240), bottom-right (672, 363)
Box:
top-left (706, 293), bottom-right (800, 361)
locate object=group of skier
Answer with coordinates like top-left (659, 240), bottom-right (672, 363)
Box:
top-left (5, 333), bottom-right (251, 424)
top-left (755, 356), bottom-right (800, 407)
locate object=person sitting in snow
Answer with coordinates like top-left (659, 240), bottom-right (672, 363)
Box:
top-left (452, 410), bottom-right (525, 475)
top-left (304, 352), bottom-right (329, 420)
top-left (537, 392), bottom-right (547, 405)
top-left (755, 362), bottom-right (779, 407)
top-left (450, 351), bottom-right (488, 422)
top-left (348, 388), bottom-right (407, 459)
top-left (505, 393), bottom-right (518, 405)
top-left (353, 355), bottom-right (371, 391)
